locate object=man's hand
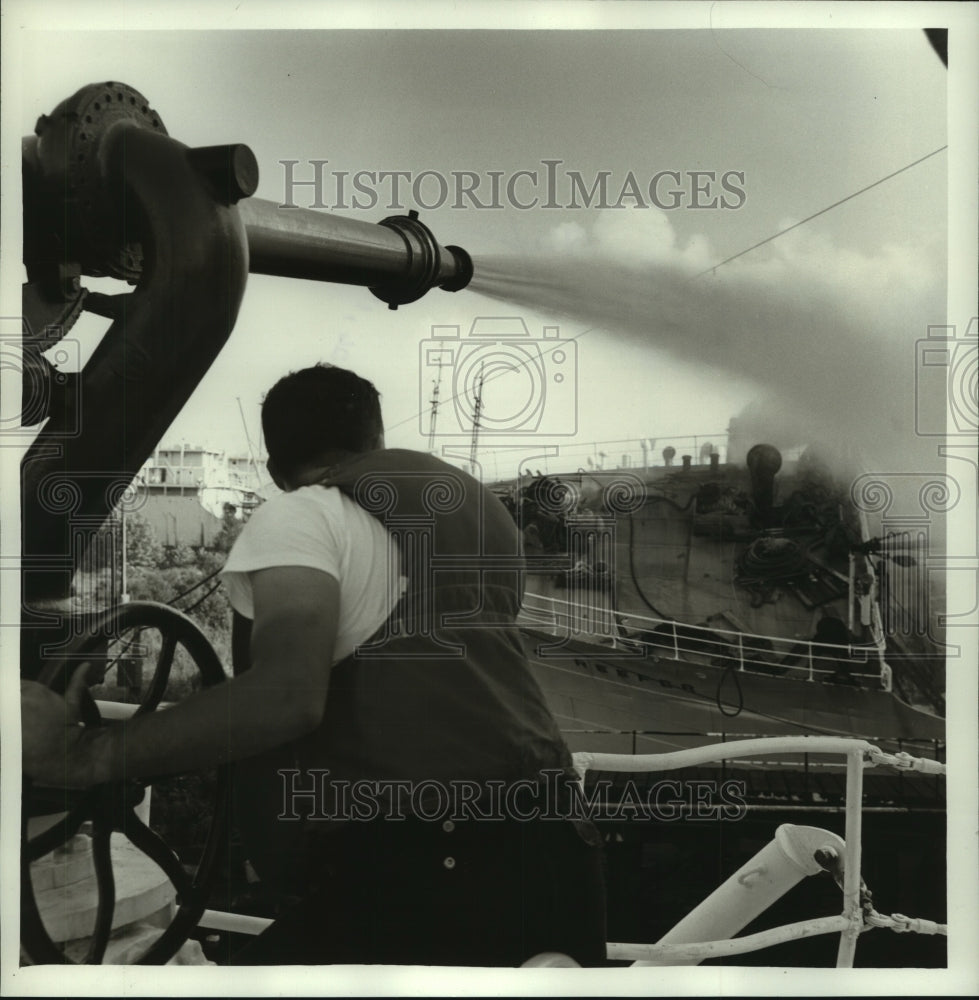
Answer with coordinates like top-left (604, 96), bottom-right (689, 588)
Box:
top-left (21, 666), bottom-right (98, 789)
top-left (19, 568), bottom-right (340, 786)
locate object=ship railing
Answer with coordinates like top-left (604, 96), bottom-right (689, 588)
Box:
top-left (574, 736), bottom-right (947, 967)
top-left (518, 591), bottom-right (886, 687)
top-left (855, 506), bottom-right (893, 684)
top-left (476, 433), bottom-right (731, 480)
top-left (559, 728), bottom-right (946, 774)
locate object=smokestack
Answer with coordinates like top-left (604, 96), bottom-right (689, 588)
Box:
top-left (746, 443), bottom-right (783, 521)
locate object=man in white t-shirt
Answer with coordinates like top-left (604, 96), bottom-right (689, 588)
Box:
top-left (222, 481), bottom-right (405, 661)
top-left (22, 363), bottom-right (607, 967)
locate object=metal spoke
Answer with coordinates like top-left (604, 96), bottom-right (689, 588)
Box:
top-left (23, 601), bottom-right (229, 965)
top-left (24, 786), bottom-right (98, 862)
top-left (20, 787), bottom-right (73, 964)
top-left (20, 855), bottom-right (69, 964)
top-left (84, 798), bottom-right (116, 964)
top-left (137, 632), bottom-right (177, 714)
top-left (122, 810), bottom-right (195, 899)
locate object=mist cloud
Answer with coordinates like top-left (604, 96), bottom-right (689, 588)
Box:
top-left (471, 209), bottom-right (944, 474)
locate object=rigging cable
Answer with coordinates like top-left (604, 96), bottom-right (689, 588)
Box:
top-left (169, 564), bottom-right (223, 605)
top-left (715, 661), bottom-right (745, 719)
top-left (627, 509), bottom-right (744, 717)
top-left (181, 581), bottom-right (224, 614)
top-left (690, 145), bottom-right (948, 280)
top-left (627, 512), bottom-right (670, 620)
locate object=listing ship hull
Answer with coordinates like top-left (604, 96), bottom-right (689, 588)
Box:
top-left (501, 445), bottom-right (945, 815)
top-left (520, 626), bottom-right (944, 758)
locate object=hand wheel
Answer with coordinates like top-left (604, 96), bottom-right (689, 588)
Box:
top-left (21, 601), bottom-right (230, 965)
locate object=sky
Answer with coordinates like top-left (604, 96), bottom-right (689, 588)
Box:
top-left (5, 14), bottom-right (955, 480)
top-left (2, 2), bottom-right (977, 996)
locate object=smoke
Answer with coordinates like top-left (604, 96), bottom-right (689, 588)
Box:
top-left (469, 210), bottom-right (943, 476)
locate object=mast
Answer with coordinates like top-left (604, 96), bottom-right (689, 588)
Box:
top-left (469, 361), bottom-right (485, 477)
top-left (237, 396), bottom-right (263, 488)
top-left (427, 356), bottom-right (443, 454)
top-left (120, 502), bottom-right (128, 603)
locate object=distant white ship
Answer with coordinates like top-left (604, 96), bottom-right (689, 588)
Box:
top-left (134, 444), bottom-right (277, 547)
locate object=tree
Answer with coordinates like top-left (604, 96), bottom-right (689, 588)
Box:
top-left (212, 502), bottom-right (244, 554)
top-left (125, 511), bottom-right (164, 568)
top-left (74, 509), bottom-right (160, 581)
top-left (160, 541), bottom-right (196, 568)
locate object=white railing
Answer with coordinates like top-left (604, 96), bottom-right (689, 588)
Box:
top-left (856, 507), bottom-right (893, 684)
top-left (192, 737), bottom-right (946, 968)
top-left (575, 737), bottom-right (947, 967)
top-left (518, 591), bottom-right (887, 686)
top-left (557, 727), bottom-right (945, 772)
top-left (474, 433), bottom-right (731, 482)
top-left (81, 703), bottom-right (947, 964)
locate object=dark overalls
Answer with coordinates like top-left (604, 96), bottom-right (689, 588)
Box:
top-left (229, 450), bottom-right (607, 966)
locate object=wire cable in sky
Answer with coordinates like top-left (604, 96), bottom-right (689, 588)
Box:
top-left (690, 145), bottom-right (949, 280)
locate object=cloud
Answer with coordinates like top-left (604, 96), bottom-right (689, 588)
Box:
top-left (543, 208), bottom-right (717, 272)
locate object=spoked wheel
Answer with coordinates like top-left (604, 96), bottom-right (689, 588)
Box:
top-left (21, 601), bottom-right (230, 965)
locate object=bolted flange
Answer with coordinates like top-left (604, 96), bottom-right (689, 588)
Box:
top-left (31, 82), bottom-right (169, 282)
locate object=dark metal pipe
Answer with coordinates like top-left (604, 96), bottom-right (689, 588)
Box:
top-left (19, 80), bottom-right (474, 609)
top-left (240, 199), bottom-right (472, 309)
top-left (21, 84), bottom-right (250, 605)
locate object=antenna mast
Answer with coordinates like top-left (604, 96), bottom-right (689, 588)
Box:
top-left (237, 396), bottom-right (262, 486)
top-left (469, 361), bottom-right (485, 477)
top-left (427, 356), bottom-right (443, 454)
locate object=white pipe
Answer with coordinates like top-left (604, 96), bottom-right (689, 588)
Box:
top-left (95, 699), bottom-right (139, 720)
top-left (198, 909), bottom-right (273, 935)
top-left (521, 952), bottom-right (581, 967)
top-left (574, 737), bottom-right (878, 778)
top-left (631, 824), bottom-right (846, 967)
top-left (610, 914), bottom-right (851, 963)
top-left (836, 749), bottom-right (866, 968)
top-left (94, 699), bottom-right (174, 719)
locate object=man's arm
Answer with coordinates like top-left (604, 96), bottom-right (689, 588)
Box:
top-left (22, 567), bottom-right (339, 788)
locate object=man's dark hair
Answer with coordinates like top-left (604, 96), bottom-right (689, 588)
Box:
top-left (262, 364), bottom-right (383, 476)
